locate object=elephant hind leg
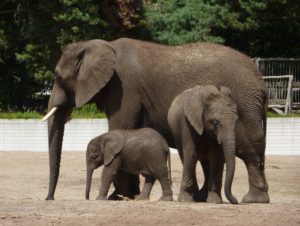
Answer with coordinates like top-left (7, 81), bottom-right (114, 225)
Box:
top-left (155, 168), bottom-right (173, 201)
top-left (111, 171), bottom-right (140, 200)
top-left (240, 153), bottom-right (270, 203)
top-left (135, 176), bottom-right (155, 200)
top-left (236, 120), bottom-right (269, 203)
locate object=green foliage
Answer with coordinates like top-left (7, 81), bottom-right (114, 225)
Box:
top-left (0, 111), bottom-right (42, 119)
top-left (71, 104), bottom-right (106, 119)
top-left (143, 0), bottom-right (229, 44)
top-left (0, 0), bottom-right (141, 111)
top-left (142, 0), bottom-right (271, 45)
top-left (267, 111), bottom-right (300, 118)
top-left (0, 0), bottom-right (299, 112)
top-left (221, 0), bottom-right (300, 57)
top-left (0, 104), bottom-right (106, 119)
top-left (1, 109), bottom-right (299, 119)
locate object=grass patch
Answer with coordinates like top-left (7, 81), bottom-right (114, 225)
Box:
top-left (267, 111), bottom-right (300, 117)
top-left (71, 104), bottom-right (106, 119)
top-left (0, 104), bottom-right (106, 119)
top-left (0, 111), bottom-right (42, 119)
top-left (1, 107), bottom-right (300, 119)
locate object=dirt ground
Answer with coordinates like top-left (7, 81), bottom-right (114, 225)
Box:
top-left (0, 152), bottom-right (299, 226)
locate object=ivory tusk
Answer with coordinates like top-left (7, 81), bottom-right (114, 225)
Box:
top-left (41, 107), bottom-right (58, 122)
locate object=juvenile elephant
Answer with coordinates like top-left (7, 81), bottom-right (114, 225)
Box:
top-left (43, 38), bottom-right (269, 203)
top-left (85, 128), bottom-right (173, 201)
top-left (168, 85), bottom-right (238, 204)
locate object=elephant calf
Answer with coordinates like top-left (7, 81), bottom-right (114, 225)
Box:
top-left (168, 85), bottom-right (238, 204)
top-left (85, 128), bottom-right (173, 201)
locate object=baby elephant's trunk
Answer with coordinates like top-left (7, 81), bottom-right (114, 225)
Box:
top-left (85, 168), bottom-right (94, 200)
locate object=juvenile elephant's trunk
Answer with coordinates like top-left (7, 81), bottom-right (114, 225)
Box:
top-left (222, 131), bottom-right (238, 204)
top-left (86, 167), bottom-right (94, 200)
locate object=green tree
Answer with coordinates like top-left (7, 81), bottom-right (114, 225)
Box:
top-left (0, 0), bottom-right (143, 111)
top-left (224, 0), bottom-right (300, 57)
top-left (143, 0), bottom-right (232, 44)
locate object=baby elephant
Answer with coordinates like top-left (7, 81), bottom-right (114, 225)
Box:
top-left (168, 85), bottom-right (238, 204)
top-left (85, 128), bottom-right (173, 201)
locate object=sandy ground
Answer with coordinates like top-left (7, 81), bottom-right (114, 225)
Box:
top-left (0, 152), bottom-right (299, 226)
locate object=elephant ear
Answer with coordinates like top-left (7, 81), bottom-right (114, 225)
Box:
top-left (183, 92), bottom-right (204, 135)
top-left (75, 40), bottom-right (116, 107)
top-left (103, 131), bottom-right (124, 167)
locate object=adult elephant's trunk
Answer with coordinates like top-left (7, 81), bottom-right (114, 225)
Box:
top-left (46, 105), bottom-right (71, 200)
top-left (86, 167), bottom-right (94, 200)
top-left (222, 130), bottom-right (238, 204)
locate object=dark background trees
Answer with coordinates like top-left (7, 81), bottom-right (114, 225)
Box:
top-left (0, 0), bottom-right (299, 111)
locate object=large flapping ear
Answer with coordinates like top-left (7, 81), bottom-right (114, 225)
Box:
top-left (183, 91), bottom-right (204, 135)
top-left (103, 131), bottom-right (124, 167)
top-left (75, 40), bottom-right (116, 107)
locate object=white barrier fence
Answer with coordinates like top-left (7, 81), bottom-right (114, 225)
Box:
top-left (0, 118), bottom-right (299, 155)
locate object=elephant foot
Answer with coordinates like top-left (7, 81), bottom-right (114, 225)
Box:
top-left (96, 195), bottom-right (107, 200)
top-left (135, 194), bottom-right (149, 201)
top-left (193, 188), bottom-right (208, 202)
top-left (241, 191), bottom-right (270, 203)
top-left (206, 191), bottom-right (222, 204)
top-left (159, 195), bottom-right (173, 201)
top-left (45, 196), bottom-right (54, 201)
top-left (107, 190), bottom-right (120, 200)
top-left (177, 190), bottom-right (194, 202)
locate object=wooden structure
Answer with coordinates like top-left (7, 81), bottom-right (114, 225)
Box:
top-left (254, 58), bottom-right (300, 112)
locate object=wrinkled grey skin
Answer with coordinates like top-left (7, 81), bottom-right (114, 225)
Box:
top-left (168, 85), bottom-right (238, 204)
top-left (85, 128), bottom-right (173, 201)
top-left (46, 38), bottom-right (269, 203)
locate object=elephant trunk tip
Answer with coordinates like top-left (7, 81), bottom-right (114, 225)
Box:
top-left (225, 189), bottom-right (238, 204)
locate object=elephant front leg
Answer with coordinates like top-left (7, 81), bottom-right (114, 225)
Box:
top-left (135, 176), bottom-right (155, 200)
top-left (178, 148), bottom-right (198, 202)
top-left (193, 159), bottom-right (209, 202)
top-left (97, 160), bottom-right (121, 200)
top-left (206, 147), bottom-right (224, 204)
top-left (107, 102), bottom-right (142, 199)
top-left (240, 154), bottom-right (269, 203)
top-left (97, 168), bottom-right (114, 200)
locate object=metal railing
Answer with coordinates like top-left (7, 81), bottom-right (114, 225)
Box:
top-left (254, 58), bottom-right (300, 112)
top-left (263, 75), bottom-right (293, 114)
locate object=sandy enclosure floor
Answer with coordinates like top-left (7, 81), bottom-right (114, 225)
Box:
top-left (0, 152), bottom-right (299, 226)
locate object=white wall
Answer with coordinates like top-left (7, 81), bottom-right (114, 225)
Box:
top-left (0, 118), bottom-right (299, 155)
top-left (266, 118), bottom-right (300, 155)
top-left (0, 119), bottom-right (107, 152)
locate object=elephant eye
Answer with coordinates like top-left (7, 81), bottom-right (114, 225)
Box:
top-left (209, 119), bottom-right (219, 130)
top-left (90, 153), bottom-right (97, 159)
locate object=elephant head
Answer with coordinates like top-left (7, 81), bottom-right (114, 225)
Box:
top-left (85, 131), bottom-right (124, 200)
top-left (184, 85), bottom-right (238, 204)
top-left (43, 40), bottom-right (116, 200)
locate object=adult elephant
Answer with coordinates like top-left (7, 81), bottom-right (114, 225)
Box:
top-left (43, 38), bottom-right (269, 203)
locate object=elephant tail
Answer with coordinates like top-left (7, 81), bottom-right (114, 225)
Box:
top-left (263, 92), bottom-right (268, 149)
top-left (260, 91), bottom-right (268, 167)
top-left (167, 149), bottom-right (172, 187)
